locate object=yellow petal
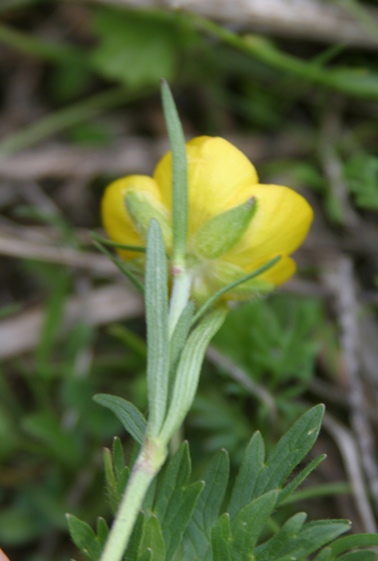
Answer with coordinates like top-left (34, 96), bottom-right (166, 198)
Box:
top-left (101, 175), bottom-right (163, 259)
top-left (223, 184), bottom-right (313, 268)
top-left (154, 136), bottom-right (259, 235)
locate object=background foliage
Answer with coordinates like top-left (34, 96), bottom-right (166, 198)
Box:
top-left (0, 1), bottom-right (378, 559)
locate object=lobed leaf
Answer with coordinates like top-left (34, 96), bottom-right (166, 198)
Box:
top-left (231, 490), bottom-right (278, 559)
top-left (227, 430), bottom-right (265, 518)
top-left (66, 514), bottom-right (102, 561)
top-left (184, 449), bottom-right (230, 560)
top-left (211, 514), bottom-right (233, 561)
top-left (254, 404), bottom-right (325, 496)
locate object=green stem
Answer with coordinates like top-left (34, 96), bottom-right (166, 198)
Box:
top-left (99, 439), bottom-right (167, 561)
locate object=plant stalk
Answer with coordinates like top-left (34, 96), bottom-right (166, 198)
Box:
top-left (99, 438), bottom-right (167, 561)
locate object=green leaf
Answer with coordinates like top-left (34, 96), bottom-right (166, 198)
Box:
top-left (96, 518), bottom-right (109, 547)
top-left (255, 512), bottom-right (308, 560)
top-left (184, 449), bottom-right (230, 560)
top-left (278, 454), bottom-right (326, 504)
top-left (165, 481), bottom-right (204, 561)
top-left (138, 515), bottom-right (166, 561)
top-left (313, 548), bottom-right (333, 561)
top-left (169, 301), bottom-right (195, 382)
top-left (160, 307), bottom-right (228, 443)
top-left (337, 551), bottom-right (377, 561)
top-left (155, 442), bottom-right (192, 522)
top-left (93, 394), bottom-right (146, 444)
top-left (91, 231), bottom-right (146, 254)
top-left (154, 443), bottom-right (204, 560)
top-left (257, 519), bottom-right (351, 560)
top-left (66, 514), bottom-right (102, 561)
top-left (103, 447), bottom-right (119, 514)
top-left (254, 404), bottom-right (325, 496)
top-left (161, 80), bottom-right (188, 266)
top-left (331, 533), bottom-right (378, 556)
top-left (124, 513), bottom-right (145, 561)
top-left (93, 239), bottom-right (144, 293)
top-left (192, 256), bottom-right (281, 324)
top-left (145, 219), bottom-right (170, 437)
top-left (227, 431), bottom-right (265, 518)
top-left (337, 553), bottom-right (377, 561)
top-left (91, 8), bottom-right (178, 89)
top-left (211, 514), bottom-right (233, 561)
top-left (231, 490), bottom-right (278, 559)
top-left (112, 437), bottom-right (126, 479)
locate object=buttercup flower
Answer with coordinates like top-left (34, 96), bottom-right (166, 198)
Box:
top-left (101, 136), bottom-right (313, 301)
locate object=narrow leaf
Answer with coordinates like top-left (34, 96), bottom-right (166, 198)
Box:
top-left (91, 231), bottom-right (146, 253)
top-left (185, 449), bottom-right (230, 559)
top-left (155, 442), bottom-right (191, 522)
top-left (92, 240), bottom-right (144, 293)
top-left (313, 547), bottom-right (333, 561)
top-left (164, 481), bottom-right (204, 561)
top-left (337, 552), bottom-right (377, 561)
top-left (278, 454), bottom-right (326, 504)
top-left (138, 515), bottom-right (166, 561)
top-left (255, 404), bottom-right (325, 496)
top-left (96, 518), bottom-right (109, 547)
top-left (103, 447), bottom-right (119, 514)
top-left (228, 431), bottom-right (265, 518)
top-left (94, 394), bottom-right (146, 444)
top-left (257, 519), bottom-right (351, 560)
top-left (124, 512), bottom-right (145, 561)
top-left (161, 80), bottom-right (188, 265)
top-left (66, 514), bottom-right (102, 561)
top-left (193, 256), bottom-right (281, 324)
top-left (255, 512), bottom-right (308, 561)
top-left (231, 490), bottom-right (278, 559)
top-left (331, 533), bottom-right (378, 556)
top-left (160, 307), bottom-right (227, 443)
top-left (145, 219), bottom-right (170, 436)
top-left (212, 514), bottom-right (233, 561)
top-left (169, 301), bottom-right (195, 377)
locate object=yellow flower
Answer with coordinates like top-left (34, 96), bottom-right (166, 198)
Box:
top-left (101, 136), bottom-right (313, 301)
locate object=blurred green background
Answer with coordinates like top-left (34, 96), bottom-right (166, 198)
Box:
top-left (0, 1), bottom-right (378, 559)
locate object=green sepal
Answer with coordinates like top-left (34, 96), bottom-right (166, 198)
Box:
top-left (192, 197), bottom-right (257, 259)
top-left (193, 256), bottom-right (280, 324)
top-left (125, 190), bottom-right (172, 251)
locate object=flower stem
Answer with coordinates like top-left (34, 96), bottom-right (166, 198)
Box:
top-left (99, 439), bottom-right (167, 561)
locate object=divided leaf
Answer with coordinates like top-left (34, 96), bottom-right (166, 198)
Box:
top-left (184, 449), bottom-right (230, 560)
top-left (254, 404), bottom-right (325, 497)
top-left (67, 514), bottom-right (102, 561)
